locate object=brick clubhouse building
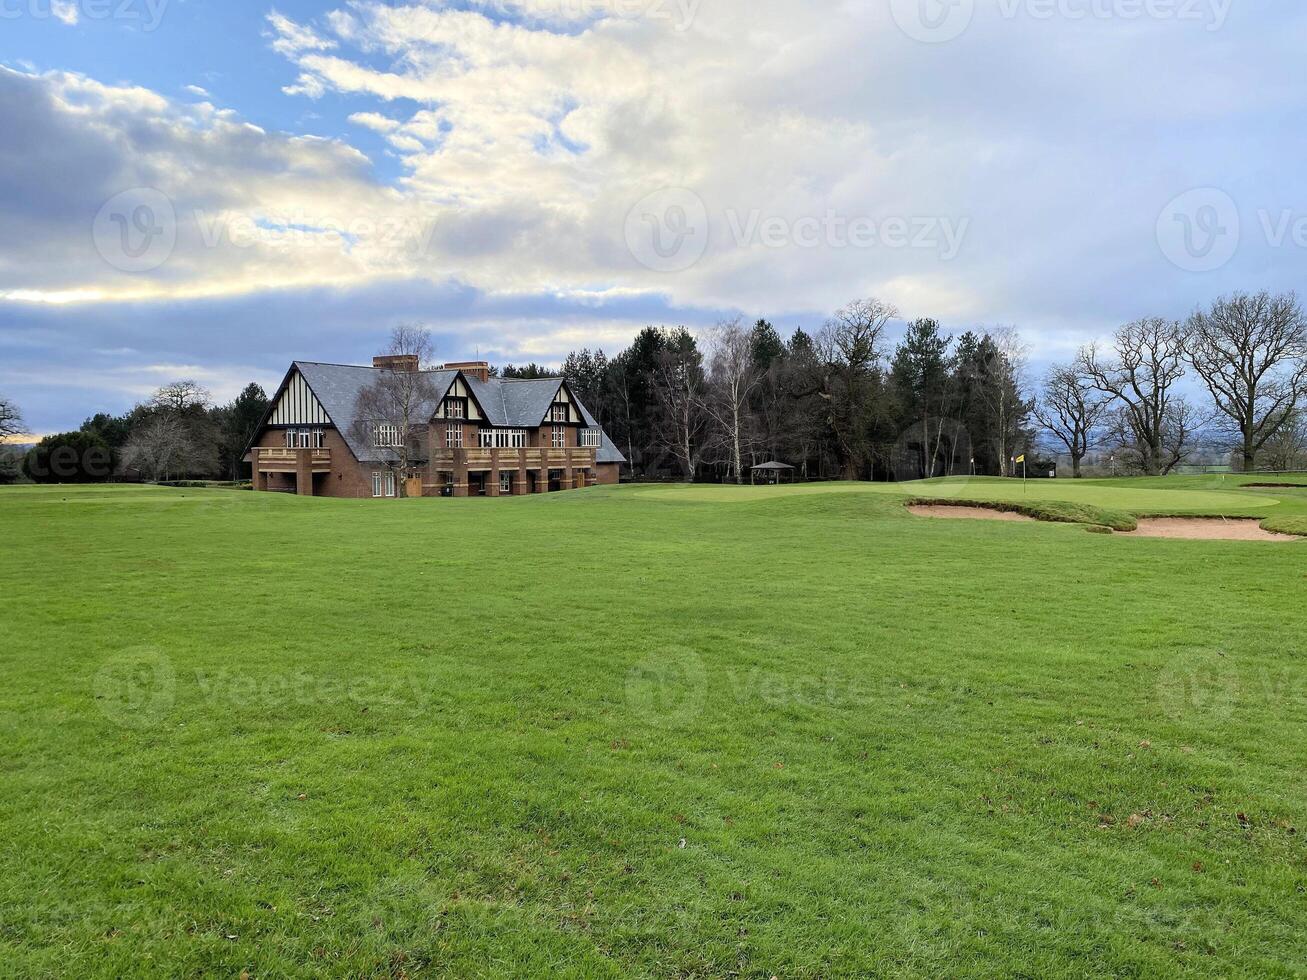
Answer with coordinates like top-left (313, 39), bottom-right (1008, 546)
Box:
top-left (244, 355), bottom-right (624, 498)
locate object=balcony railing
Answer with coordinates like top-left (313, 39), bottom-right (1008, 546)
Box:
top-left (430, 446), bottom-right (596, 471)
top-left (256, 447), bottom-right (332, 472)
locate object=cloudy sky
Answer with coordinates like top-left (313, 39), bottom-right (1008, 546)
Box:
top-left (1, 0), bottom-right (1303, 435)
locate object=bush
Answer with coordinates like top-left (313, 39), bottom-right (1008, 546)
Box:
top-left (22, 432), bottom-right (114, 484)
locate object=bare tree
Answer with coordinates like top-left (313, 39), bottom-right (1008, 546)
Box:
top-left (1078, 318), bottom-right (1187, 476)
top-left (150, 380), bottom-right (211, 413)
top-left (651, 330), bottom-right (708, 481)
top-left (120, 415), bottom-right (208, 482)
top-left (0, 396), bottom-right (24, 441)
top-left (817, 298), bottom-right (899, 480)
top-left (703, 317), bottom-right (761, 483)
top-left (1261, 409), bottom-right (1307, 471)
top-left (977, 327), bottom-right (1030, 477)
top-left (1034, 364), bottom-right (1110, 478)
top-left (351, 325), bottom-right (438, 497)
top-left (1102, 397), bottom-right (1201, 476)
top-left (1185, 291), bottom-right (1307, 472)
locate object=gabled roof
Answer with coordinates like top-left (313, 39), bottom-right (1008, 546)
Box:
top-left (295, 361), bottom-right (456, 463)
top-left (253, 361), bottom-right (625, 466)
top-left (464, 376), bottom-right (626, 464)
top-left (465, 376), bottom-right (559, 428)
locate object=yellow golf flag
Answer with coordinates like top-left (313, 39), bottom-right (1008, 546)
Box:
top-left (1015, 454), bottom-right (1026, 463)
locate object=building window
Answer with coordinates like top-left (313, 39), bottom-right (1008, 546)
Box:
top-left (446, 423), bottom-right (463, 449)
top-left (551, 405), bottom-right (568, 422)
top-left (373, 423), bottom-right (402, 448)
top-left (445, 398), bottom-right (465, 419)
top-left (500, 471), bottom-right (513, 494)
top-left (287, 428), bottom-right (325, 448)
top-left (580, 428), bottom-right (601, 448)
top-left (372, 471), bottom-right (396, 498)
top-left (478, 428), bottom-right (527, 448)
top-left (551, 425), bottom-right (566, 448)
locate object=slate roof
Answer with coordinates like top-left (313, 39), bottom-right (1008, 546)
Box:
top-left (292, 362), bottom-right (625, 465)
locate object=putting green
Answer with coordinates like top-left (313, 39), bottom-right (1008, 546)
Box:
top-left (634, 477), bottom-right (1281, 515)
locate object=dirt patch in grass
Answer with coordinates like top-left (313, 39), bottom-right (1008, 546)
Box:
top-left (908, 504), bottom-right (1036, 522)
top-left (1127, 518), bottom-right (1302, 542)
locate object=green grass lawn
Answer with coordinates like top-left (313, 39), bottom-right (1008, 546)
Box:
top-left (2, 480), bottom-right (1306, 977)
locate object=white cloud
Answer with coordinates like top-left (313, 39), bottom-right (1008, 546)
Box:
top-left (184, 84), bottom-right (211, 98)
top-left (348, 111), bottom-right (401, 133)
top-left (265, 10), bottom-right (337, 55)
top-left (7, 1), bottom-right (1307, 345)
top-left (50, 0), bottom-right (79, 25)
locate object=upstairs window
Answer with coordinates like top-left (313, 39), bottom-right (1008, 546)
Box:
top-left (445, 398), bottom-right (466, 419)
top-left (580, 428), bottom-right (601, 448)
top-left (551, 425), bottom-right (566, 449)
top-left (286, 428), bottom-right (325, 448)
top-left (373, 423), bottom-right (403, 448)
top-left (550, 404), bottom-right (568, 422)
top-left (446, 423), bottom-right (464, 449)
top-left (479, 429), bottom-right (527, 448)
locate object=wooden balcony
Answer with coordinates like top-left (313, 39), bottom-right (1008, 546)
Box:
top-left (430, 447), bottom-right (597, 472)
top-left (256, 447), bottom-right (332, 472)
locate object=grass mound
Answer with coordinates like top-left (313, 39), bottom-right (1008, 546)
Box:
top-left (906, 496), bottom-right (1138, 531)
top-left (1260, 514), bottom-right (1307, 537)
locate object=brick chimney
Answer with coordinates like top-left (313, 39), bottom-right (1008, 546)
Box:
top-left (441, 360), bottom-right (491, 383)
top-left (373, 354), bottom-right (420, 373)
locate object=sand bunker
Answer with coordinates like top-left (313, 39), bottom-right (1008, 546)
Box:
top-left (907, 505), bottom-right (1302, 542)
top-left (1126, 518), bottom-right (1301, 542)
top-left (908, 504), bottom-right (1034, 522)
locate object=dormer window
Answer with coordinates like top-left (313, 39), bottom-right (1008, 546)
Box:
top-left (550, 405), bottom-right (568, 422)
top-left (372, 423), bottom-right (403, 448)
top-left (580, 428), bottom-right (601, 448)
top-left (445, 398), bottom-right (466, 419)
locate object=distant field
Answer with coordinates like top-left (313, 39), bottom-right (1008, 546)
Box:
top-left (2, 480), bottom-right (1306, 977)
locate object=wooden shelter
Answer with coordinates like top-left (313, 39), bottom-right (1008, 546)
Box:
top-left (750, 461), bottom-right (796, 485)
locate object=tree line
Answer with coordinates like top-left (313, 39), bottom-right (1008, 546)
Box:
top-left (1, 381), bottom-right (269, 484)
top-left (1037, 291), bottom-right (1307, 477)
top-left (2, 289), bottom-right (1304, 485)
top-left (560, 299), bottom-right (1035, 481)
top-left (559, 291), bottom-right (1307, 482)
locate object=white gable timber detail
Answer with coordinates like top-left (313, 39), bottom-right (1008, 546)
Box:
top-left (270, 371), bottom-right (330, 426)
top-left (434, 375), bottom-right (483, 420)
top-left (550, 383), bottom-right (583, 424)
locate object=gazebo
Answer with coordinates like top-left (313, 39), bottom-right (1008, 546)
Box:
top-left (750, 461), bottom-right (796, 485)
